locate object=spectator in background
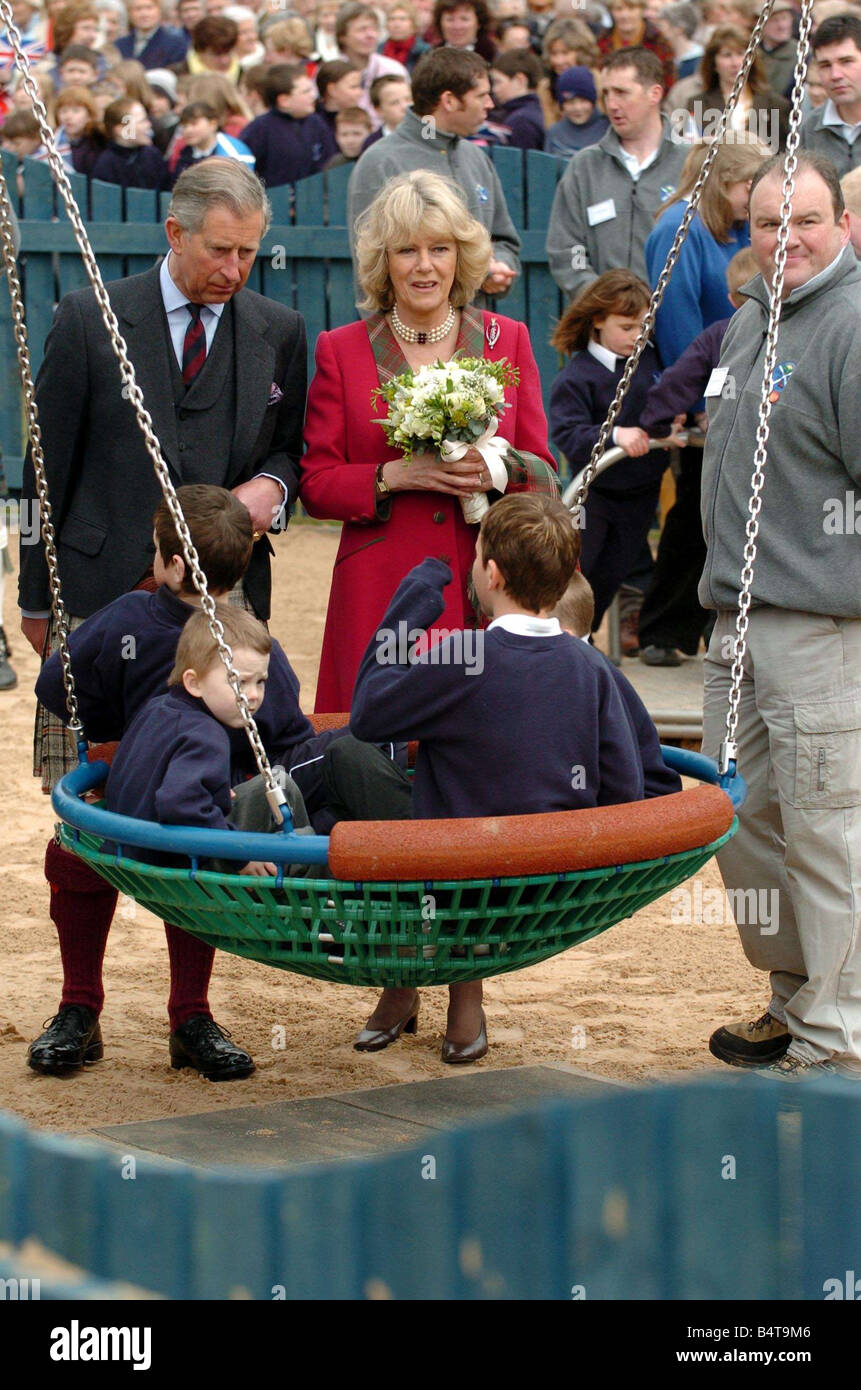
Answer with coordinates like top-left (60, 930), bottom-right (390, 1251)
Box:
top-left (173, 15), bottom-right (241, 82)
top-left (538, 15), bottom-right (600, 126)
top-left (95, 0), bottom-right (128, 46)
top-left (186, 69), bottom-right (252, 136)
top-left (337, 3), bottom-right (409, 122)
top-left (544, 64), bottom-right (608, 154)
top-left (525, 0), bottom-right (554, 42)
top-left (263, 17), bottom-right (315, 72)
top-left (110, 55), bottom-right (154, 102)
top-left (50, 2), bottom-right (103, 58)
top-left (759, 0), bottom-right (798, 98)
top-left (1, 108), bottom-right (51, 158)
top-left (242, 62), bottom-right (336, 184)
top-left (800, 14), bottom-right (861, 176)
top-left (489, 47), bottom-right (545, 147)
top-left (806, 56), bottom-right (827, 108)
top-left (325, 102), bottom-right (374, 163)
top-left (362, 72), bottom-right (412, 146)
top-left (90, 93), bottom-right (168, 184)
top-left (223, 6), bottom-right (263, 67)
top-left (546, 48), bottom-right (688, 301)
top-left (170, 98), bottom-right (254, 183)
top-left (91, 72), bottom-right (125, 112)
top-left (177, 0), bottom-right (205, 40)
top-left (655, 2), bottom-right (703, 80)
top-left (147, 67), bottom-right (180, 150)
top-left (348, 48), bottom-right (521, 305)
top-left (687, 24), bottom-right (790, 150)
top-left (55, 82), bottom-right (106, 170)
top-left (432, 0), bottom-right (497, 62)
top-left (598, 0), bottom-right (676, 93)
top-left (636, 134), bottom-right (767, 668)
top-left (316, 56), bottom-right (363, 133)
top-left (379, 1), bottom-right (432, 71)
top-left (314, 0), bottom-right (341, 63)
top-left (240, 61), bottom-right (269, 115)
top-left (56, 42), bottom-right (102, 84)
top-left (496, 16), bottom-right (534, 52)
top-left (10, 69), bottom-right (56, 118)
top-left (116, 0), bottom-right (188, 67)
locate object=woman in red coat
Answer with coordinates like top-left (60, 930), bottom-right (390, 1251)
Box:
top-left (301, 169), bottom-right (558, 715)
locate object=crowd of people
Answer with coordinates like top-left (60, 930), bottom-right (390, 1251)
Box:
top-left (4, 0), bottom-right (861, 1084)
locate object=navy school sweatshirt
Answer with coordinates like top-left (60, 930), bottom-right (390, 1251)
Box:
top-left (549, 343), bottom-right (668, 492)
top-left (496, 92), bottom-right (545, 151)
top-left (241, 109), bottom-right (336, 187)
top-left (602, 654), bottom-right (681, 798)
top-left (34, 585), bottom-right (346, 812)
top-left (90, 142), bottom-right (169, 191)
top-left (639, 317), bottom-right (730, 438)
top-left (350, 558), bottom-right (644, 819)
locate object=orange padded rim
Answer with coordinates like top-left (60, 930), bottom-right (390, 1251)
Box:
top-left (327, 785), bottom-right (735, 882)
top-left (88, 741), bottom-right (119, 767)
top-left (308, 712), bottom-right (349, 734)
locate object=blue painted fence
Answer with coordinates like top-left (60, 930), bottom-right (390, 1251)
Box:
top-left (2, 1075), bottom-right (860, 1300)
top-left (0, 147), bottom-right (568, 492)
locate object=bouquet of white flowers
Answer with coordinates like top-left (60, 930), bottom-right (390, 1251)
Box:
top-left (372, 355), bottom-right (520, 523)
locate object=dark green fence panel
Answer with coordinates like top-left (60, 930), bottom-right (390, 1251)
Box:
top-left (799, 1080), bottom-right (861, 1302)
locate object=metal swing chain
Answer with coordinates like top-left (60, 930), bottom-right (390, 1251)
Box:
top-left (0, 164), bottom-right (84, 742)
top-left (571, 0), bottom-right (783, 514)
top-left (718, 0), bottom-right (815, 776)
top-left (0, 0), bottom-right (287, 820)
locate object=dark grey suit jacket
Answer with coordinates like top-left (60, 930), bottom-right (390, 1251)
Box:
top-left (19, 263), bottom-right (307, 621)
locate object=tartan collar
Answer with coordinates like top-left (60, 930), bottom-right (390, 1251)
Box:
top-left (367, 306), bottom-right (486, 382)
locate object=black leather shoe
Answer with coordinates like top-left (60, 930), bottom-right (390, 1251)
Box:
top-left (169, 1015), bottom-right (255, 1081)
top-left (441, 1010), bottom-right (488, 1065)
top-left (28, 1005), bottom-right (103, 1075)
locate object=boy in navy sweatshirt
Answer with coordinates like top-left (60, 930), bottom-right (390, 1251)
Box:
top-left (349, 493), bottom-right (643, 1062)
top-left (552, 571), bottom-right (682, 799)
top-left (489, 49), bottom-right (546, 151)
top-left (242, 63), bottom-right (337, 187)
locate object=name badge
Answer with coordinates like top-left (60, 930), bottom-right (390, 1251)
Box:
top-left (705, 367), bottom-right (729, 398)
top-left (586, 198), bottom-right (616, 227)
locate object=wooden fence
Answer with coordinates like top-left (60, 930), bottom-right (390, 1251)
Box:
top-left (0, 147), bottom-right (569, 492)
top-left (1, 1075), bottom-right (860, 1300)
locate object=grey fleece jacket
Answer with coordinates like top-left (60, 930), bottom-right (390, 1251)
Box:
top-left (799, 105), bottom-right (861, 179)
top-left (545, 119), bottom-right (688, 299)
top-left (699, 245), bottom-right (861, 617)
top-left (347, 108), bottom-right (521, 280)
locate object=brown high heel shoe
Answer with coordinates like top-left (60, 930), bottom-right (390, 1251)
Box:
top-left (354, 992), bottom-right (420, 1052)
top-left (441, 1010), bottom-right (488, 1064)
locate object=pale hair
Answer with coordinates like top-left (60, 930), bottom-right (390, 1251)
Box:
top-left (168, 158), bottom-right (272, 236)
top-left (659, 132), bottom-right (769, 242)
top-left (355, 170), bottom-right (492, 312)
top-left (265, 16), bottom-right (313, 56)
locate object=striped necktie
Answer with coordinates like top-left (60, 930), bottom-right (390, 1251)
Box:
top-left (182, 302), bottom-right (207, 386)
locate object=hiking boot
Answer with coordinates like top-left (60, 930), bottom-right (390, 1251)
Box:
top-left (755, 1053), bottom-right (839, 1081)
top-left (0, 625), bottom-right (16, 690)
top-left (709, 1009), bottom-right (791, 1067)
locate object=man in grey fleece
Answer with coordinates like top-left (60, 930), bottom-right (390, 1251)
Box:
top-left (702, 151), bottom-right (861, 1080)
top-left (347, 47), bottom-right (521, 308)
top-left (799, 14), bottom-right (861, 180)
top-left (546, 47), bottom-right (688, 301)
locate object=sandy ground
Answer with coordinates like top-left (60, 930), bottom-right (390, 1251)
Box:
top-left (0, 524), bottom-right (765, 1135)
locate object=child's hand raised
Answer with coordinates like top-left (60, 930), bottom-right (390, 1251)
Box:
top-left (240, 860), bottom-right (278, 877)
top-left (615, 427), bottom-right (651, 457)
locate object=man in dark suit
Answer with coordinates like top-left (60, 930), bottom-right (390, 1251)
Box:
top-left (21, 158), bottom-right (307, 1083)
top-left (115, 0), bottom-right (189, 69)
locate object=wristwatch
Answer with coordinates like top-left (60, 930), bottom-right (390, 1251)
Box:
top-left (375, 463), bottom-right (391, 497)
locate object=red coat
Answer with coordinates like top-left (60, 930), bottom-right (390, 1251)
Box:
top-left (301, 310), bottom-right (556, 712)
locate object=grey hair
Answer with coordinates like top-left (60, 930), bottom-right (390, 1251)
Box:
top-left (167, 158), bottom-right (272, 237)
top-left (660, 2), bottom-right (700, 39)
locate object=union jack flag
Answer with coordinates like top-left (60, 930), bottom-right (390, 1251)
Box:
top-left (0, 31), bottom-right (49, 71)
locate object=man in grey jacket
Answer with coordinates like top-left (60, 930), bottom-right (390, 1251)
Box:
top-left (347, 47), bottom-right (521, 305)
top-left (702, 150), bottom-right (861, 1080)
top-left (799, 14), bottom-right (861, 178)
top-left (546, 47), bottom-right (688, 300)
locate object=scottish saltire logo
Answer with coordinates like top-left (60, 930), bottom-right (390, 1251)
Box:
top-left (475, 184), bottom-right (489, 203)
top-left (660, 184), bottom-right (676, 200)
top-left (768, 361), bottom-right (795, 403)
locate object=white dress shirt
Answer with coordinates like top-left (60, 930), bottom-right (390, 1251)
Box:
top-left (487, 614), bottom-right (563, 637)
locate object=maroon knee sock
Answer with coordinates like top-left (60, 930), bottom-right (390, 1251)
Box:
top-left (45, 837), bottom-right (117, 1016)
top-left (164, 922), bottom-right (215, 1030)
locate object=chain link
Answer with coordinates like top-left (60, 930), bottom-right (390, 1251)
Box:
top-left (571, 0), bottom-right (780, 513)
top-left (718, 0), bottom-right (814, 775)
top-left (0, 0), bottom-right (286, 818)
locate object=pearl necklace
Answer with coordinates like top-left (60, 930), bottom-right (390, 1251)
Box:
top-left (390, 304), bottom-right (456, 345)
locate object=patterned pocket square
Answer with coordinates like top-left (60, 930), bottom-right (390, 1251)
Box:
top-left (268, 381), bottom-right (284, 405)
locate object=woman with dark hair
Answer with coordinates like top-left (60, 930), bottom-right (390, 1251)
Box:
top-left (432, 0), bottom-right (497, 63)
top-left (687, 23), bottom-right (790, 149)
